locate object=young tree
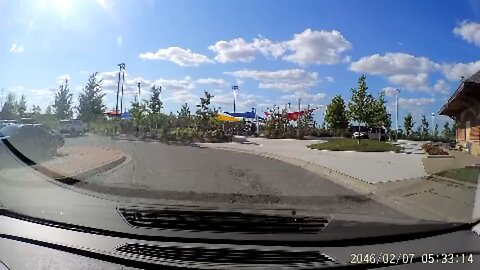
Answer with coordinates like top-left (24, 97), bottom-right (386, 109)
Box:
top-left (0, 93), bottom-right (17, 119)
top-left (129, 100), bottom-right (147, 135)
top-left (434, 123), bottom-right (439, 138)
top-left (348, 75), bottom-right (375, 141)
top-left (177, 103), bottom-right (192, 128)
top-left (403, 113), bottom-right (415, 137)
top-left (45, 105), bottom-right (53, 115)
top-left (78, 72), bottom-right (106, 123)
top-left (372, 92), bottom-right (391, 139)
top-left (195, 91), bottom-right (217, 132)
top-left (17, 94), bottom-right (27, 118)
top-left (147, 85), bottom-right (162, 114)
top-left (420, 114), bottom-right (430, 137)
top-left (54, 79), bottom-right (73, 119)
top-left (325, 95), bottom-right (349, 135)
top-left (146, 85), bottom-right (163, 131)
top-left (31, 105), bottom-right (42, 115)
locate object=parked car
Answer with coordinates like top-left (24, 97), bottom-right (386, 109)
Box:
top-left (0, 124), bottom-right (61, 161)
top-left (352, 131), bottom-right (369, 139)
top-left (58, 119), bottom-right (87, 137)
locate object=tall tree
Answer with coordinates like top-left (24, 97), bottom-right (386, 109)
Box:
top-left (451, 122), bottom-right (457, 139)
top-left (78, 72), bottom-right (106, 122)
top-left (348, 75), bottom-right (375, 129)
top-left (403, 113), bottom-right (415, 137)
top-left (54, 79), bottom-right (73, 119)
top-left (17, 94), bottom-right (27, 118)
top-left (420, 114), bottom-right (430, 137)
top-left (325, 95), bottom-right (349, 135)
top-left (0, 93), bottom-right (17, 120)
top-left (442, 122), bottom-right (451, 139)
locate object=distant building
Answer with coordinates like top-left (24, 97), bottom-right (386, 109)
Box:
top-left (439, 69), bottom-right (480, 155)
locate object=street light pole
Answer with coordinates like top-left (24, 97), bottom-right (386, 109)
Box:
top-left (297, 97), bottom-right (302, 139)
top-left (395, 89), bottom-right (400, 141)
top-left (232, 85), bottom-right (239, 113)
top-left (431, 113), bottom-right (435, 137)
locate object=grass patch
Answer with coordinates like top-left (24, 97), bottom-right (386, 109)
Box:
top-left (308, 138), bottom-right (402, 152)
top-left (436, 167), bottom-right (480, 184)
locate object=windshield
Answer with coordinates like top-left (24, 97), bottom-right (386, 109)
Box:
top-left (1, 0), bottom-right (479, 241)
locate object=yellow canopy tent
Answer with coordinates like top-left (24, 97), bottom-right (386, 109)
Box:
top-left (216, 113), bottom-right (241, 122)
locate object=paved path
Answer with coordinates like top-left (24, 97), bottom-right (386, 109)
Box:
top-left (59, 134), bottom-right (412, 220)
top-left (199, 138), bottom-right (427, 183)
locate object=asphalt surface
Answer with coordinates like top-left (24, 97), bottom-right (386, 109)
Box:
top-left (62, 134), bottom-right (410, 218)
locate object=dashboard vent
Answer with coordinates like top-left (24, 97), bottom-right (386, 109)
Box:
top-left (116, 243), bottom-right (336, 267)
top-left (118, 208), bottom-right (329, 234)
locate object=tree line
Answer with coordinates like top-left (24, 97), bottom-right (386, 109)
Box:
top-left (0, 73), bottom-right (106, 124)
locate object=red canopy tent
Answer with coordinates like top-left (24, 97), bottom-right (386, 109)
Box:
top-left (264, 108), bottom-right (317, 121)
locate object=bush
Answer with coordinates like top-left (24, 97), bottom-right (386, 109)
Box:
top-left (422, 143), bottom-right (448, 155)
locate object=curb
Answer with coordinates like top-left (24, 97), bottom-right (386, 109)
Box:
top-left (39, 154), bottom-right (127, 186)
top-left (204, 145), bottom-right (456, 222)
top-left (426, 174), bottom-right (477, 189)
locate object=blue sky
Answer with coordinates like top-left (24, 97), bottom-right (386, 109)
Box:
top-left (1, 0), bottom-right (480, 129)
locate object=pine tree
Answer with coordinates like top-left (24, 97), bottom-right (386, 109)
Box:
top-left (78, 72), bottom-right (106, 122)
top-left (0, 93), bottom-right (17, 119)
top-left (17, 94), bottom-right (27, 118)
top-left (54, 79), bottom-right (73, 119)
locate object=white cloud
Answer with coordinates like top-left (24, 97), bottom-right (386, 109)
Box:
top-left (453, 20), bottom-right (480, 47)
top-left (349, 53), bottom-right (437, 75)
top-left (212, 92), bottom-right (263, 111)
top-left (195, 78), bottom-right (228, 87)
top-left (381, 86), bottom-right (399, 97)
top-left (440, 60), bottom-right (480, 81)
top-left (252, 36), bottom-right (287, 59)
top-left (208, 38), bottom-right (257, 63)
top-left (164, 90), bottom-right (198, 104)
top-left (208, 28), bottom-right (351, 65)
top-left (56, 74), bottom-right (71, 84)
top-left (280, 91), bottom-right (327, 103)
top-left (387, 73), bottom-right (429, 90)
top-left (117, 35), bottom-right (123, 47)
top-left (138, 46), bottom-right (213, 66)
top-left (433, 79), bottom-right (450, 95)
top-left (9, 43), bottom-right (24, 53)
top-left (99, 71), bottom-right (194, 96)
top-left (398, 97), bottom-right (435, 108)
top-left (236, 79), bottom-right (244, 86)
top-left (324, 76), bottom-right (335, 83)
top-left (224, 69), bottom-right (318, 92)
top-left (282, 29), bottom-right (352, 65)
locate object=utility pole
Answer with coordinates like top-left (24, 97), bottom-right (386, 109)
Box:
top-left (232, 85), bottom-right (239, 113)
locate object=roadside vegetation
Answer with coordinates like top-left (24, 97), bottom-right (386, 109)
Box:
top-left (436, 167), bottom-right (480, 184)
top-left (0, 72), bottom-right (456, 144)
top-left (308, 138), bottom-right (402, 152)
